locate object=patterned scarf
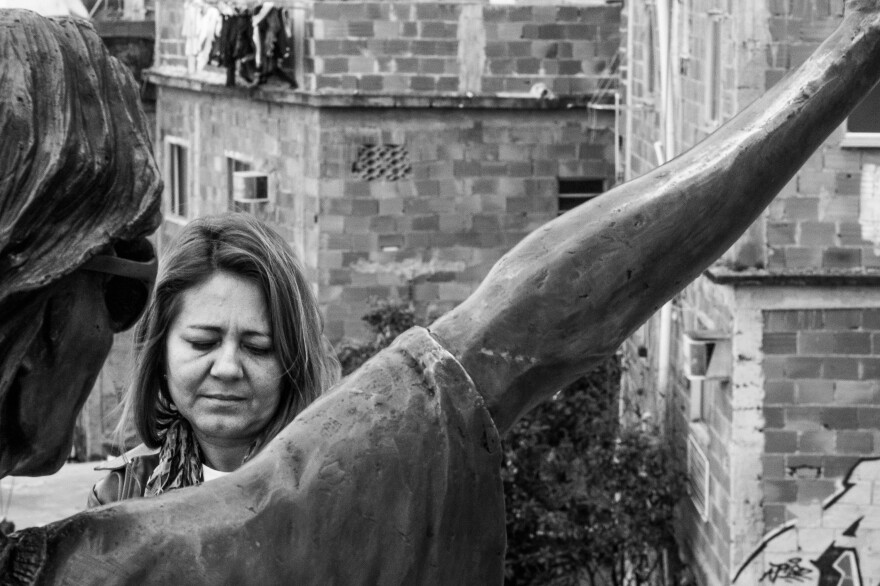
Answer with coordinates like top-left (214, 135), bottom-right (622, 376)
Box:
top-left (144, 418), bottom-right (204, 497)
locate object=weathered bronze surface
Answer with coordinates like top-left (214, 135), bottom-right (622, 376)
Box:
top-left (0, 10), bottom-right (161, 479)
top-left (4, 1), bottom-right (880, 584)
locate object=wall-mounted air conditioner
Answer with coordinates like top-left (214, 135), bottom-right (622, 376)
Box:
top-left (682, 330), bottom-right (731, 381)
top-left (233, 171), bottom-right (270, 203)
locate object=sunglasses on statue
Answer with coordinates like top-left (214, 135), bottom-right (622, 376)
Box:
top-left (80, 239), bottom-right (158, 332)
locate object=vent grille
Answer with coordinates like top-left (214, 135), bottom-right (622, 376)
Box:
top-left (687, 433), bottom-right (709, 521)
top-left (352, 144), bottom-right (412, 182)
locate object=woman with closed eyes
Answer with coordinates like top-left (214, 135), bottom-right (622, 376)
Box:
top-left (89, 212), bottom-right (339, 504)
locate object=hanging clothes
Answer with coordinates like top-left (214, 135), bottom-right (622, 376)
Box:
top-left (182, 0), bottom-right (201, 66)
top-left (196, 5), bottom-right (222, 71)
top-left (211, 10), bottom-right (254, 86)
top-left (253, 5), bottom-right (296, 87)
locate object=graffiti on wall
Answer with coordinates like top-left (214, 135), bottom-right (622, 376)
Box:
top-left (734, 457), bottom-right (880, 585)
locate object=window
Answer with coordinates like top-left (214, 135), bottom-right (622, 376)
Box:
top-left (226, 156), bottom-right (253, 210)
top-left (705, 16), bottom-right (723, 125)
top-left (841, 80), bottom-right (880, 147)
top-left (165, 138), bottom-right (189, 218)
top-left (557, 177), bottom-right (605, 215)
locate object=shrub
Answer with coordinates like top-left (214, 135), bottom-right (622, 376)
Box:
top-left (335, 298), bottom-right (416, 376)
top-left (502, 360), bottom-right (686, 586)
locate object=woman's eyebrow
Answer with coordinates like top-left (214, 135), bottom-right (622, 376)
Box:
top-left (185, 324), bottom-right (272, 337)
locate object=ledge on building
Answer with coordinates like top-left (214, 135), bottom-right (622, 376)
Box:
top-left (93, 19), bottom-right (155, 39)
top-left (705, 265), bottom-right (880, 286)
top-left (144, 66), bottom-right (611, 110)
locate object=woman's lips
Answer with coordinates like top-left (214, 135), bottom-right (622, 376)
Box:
top-left (203, 394), bottom-right (246, 402)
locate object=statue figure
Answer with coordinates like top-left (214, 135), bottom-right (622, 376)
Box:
top-left (0, 10), bottom-right (161, 480)
top-left (3, 1), bottom-right (880, 583)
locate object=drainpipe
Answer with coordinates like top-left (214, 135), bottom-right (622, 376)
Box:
top-left (624, 0), bottom-right (634, 182)
top-left (655, 0), bottom-right (676, 402)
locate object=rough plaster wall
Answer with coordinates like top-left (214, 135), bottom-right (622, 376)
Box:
top-left (859, 163), bottom-right (880, 252)
top-left (727, 290), bottom-right (767, 582)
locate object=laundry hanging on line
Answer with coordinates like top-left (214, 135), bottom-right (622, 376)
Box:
top-left (183, 0), bottom-right (296, 89)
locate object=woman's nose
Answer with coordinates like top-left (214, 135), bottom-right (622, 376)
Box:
top-left (210, 341), bottom-right (244, 379)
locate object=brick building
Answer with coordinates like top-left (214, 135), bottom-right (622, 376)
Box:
top-left (621, 1), bottom-right (880, 584)
top-left (80, 0), bottom-right (623, 457)
top-left (145, 0), bottom-right (622, 341)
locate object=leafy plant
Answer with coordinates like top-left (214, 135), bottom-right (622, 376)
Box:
top-left (502, 360), bottom-right (686, 586)
top-left (335, 298), bottom-right (416, 376)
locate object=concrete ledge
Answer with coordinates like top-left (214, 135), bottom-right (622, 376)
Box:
top-left (93, 19), bottom-right (155, 39)
top-left (705, 266), bottom-right (880, 286)
top-left (144, 66), bottom-right (611, 110)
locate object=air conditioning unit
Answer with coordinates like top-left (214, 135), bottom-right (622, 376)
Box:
top-left (233, 171), bottom-right (269, 203)
top-left (683, 330), bottom-right (731, 380)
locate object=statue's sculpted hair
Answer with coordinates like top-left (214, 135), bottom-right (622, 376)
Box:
top-left (0, 12), bottom-right (161, 424)
top-left (124, 213), bottom-right (340, 451)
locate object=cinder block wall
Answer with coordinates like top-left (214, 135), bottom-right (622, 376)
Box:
top-left (316, 107), bottom-right (615, 340)
top-left (154, 87), bottom-right (322, 270)
top-left (149, 96), bottom-right (615, 343)
top-left (623, 0), bottom-right (880, 584)
top-left (761, 307), bottom-right (880, 542)
top-left (304, 1), bottom-right (620, 95)
top-left (761, 1), bottom-right (879, 273)
top-left (154, 0), bottom-right (621, 97)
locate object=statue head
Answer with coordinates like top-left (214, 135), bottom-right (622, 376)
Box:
top-left (0, 10), bottom-right (162, 477)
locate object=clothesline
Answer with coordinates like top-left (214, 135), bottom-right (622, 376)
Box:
top-left (188, 0), bottom-right (273, 12)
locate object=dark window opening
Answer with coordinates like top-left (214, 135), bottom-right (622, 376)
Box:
top-left (557, 177), bottom-right (605, 215)
top-left (169, 143), bottom-right (188, 217)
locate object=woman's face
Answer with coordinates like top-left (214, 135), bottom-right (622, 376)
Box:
top-left (165, 271), bottom-right (283, 450)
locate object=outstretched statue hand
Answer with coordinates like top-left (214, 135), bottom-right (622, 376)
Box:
top-left (5, 1), bottom-right (880, 584)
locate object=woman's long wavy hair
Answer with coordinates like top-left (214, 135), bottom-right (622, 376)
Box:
top-left (120, 213), bottom-right (339, 453)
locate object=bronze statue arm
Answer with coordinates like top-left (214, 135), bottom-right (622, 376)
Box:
top-left (431, 0), bottom-right (880, 434)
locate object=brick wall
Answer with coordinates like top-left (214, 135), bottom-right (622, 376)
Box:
top-left (154, 0), bottom-right (620, 97)
top-left (671, 282), bottom-right (737, 586)
top-left (149, 94), bottom-right (616, 341)
top-left (622, 0), bottom-right (880, 583)
top-left (751, 307), bottom-right (880, 583)
top-left (154, 87), bottom-right (322, 270)
top-left (305, 1), bottom-right (620, 95)
top-left (316, 107), bottom-right (615, 340)
top-left (762, 308), bottom-right (880, 517)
